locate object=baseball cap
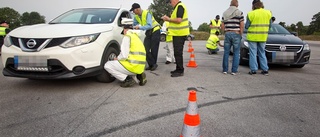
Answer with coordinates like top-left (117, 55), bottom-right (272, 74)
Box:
top-left (252, 0), bottom-right (261, 5)
top-left (130, 3), bottom-right (140, 11)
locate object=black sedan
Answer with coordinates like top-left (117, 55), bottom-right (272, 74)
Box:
top-left (239, 24), bottom-right (311, 68)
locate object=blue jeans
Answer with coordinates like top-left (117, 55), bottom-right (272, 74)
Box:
top-left (222, 32), bottom-right (241, 73)
top-left (248, 42), bottom-right (269, 71)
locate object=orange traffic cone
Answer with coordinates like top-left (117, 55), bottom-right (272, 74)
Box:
top-left (187, 41), bottom-right (194, 52)
top-left (187, 51), bottom-right (198, 68)
top-left (180, 90), bottom-right (201, 137)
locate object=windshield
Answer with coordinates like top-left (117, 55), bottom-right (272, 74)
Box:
top-left (49, 8), bottom-right (119, 24)
top-left (244, 24), bottom-right (291, 35)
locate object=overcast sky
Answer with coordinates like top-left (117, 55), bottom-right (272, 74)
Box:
top-left (1, 0), bottom-right (319, 29)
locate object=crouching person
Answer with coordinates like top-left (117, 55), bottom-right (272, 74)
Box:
top-left (206, 31), bottom-right (223, 54)
top-left (104, 25), bottom-right (147, 87)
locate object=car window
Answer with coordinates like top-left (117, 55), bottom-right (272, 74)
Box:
top-left (50, 8), bottom-right (119, 24)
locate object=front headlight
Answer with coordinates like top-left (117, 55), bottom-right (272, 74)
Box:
top-left (243, 41), bottom-right (249, 48)
top-left (3, 35), bottom-right (12, 47)
top-left (60, 33), bottom-right (99, 48)
top-left (303, 43), bottom-right (310, 51)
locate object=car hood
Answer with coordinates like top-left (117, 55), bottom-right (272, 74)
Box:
top-left (9, 24), bottom-right (114, 38)
top-left (243, 34), bottom-right (304, 45)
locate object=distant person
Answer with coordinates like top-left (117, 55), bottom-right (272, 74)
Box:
top-left (162, 21), bottom-right (175, 64)
top-left (245, 0), bottom-right (272, 76)
top-left (221, 0), bottom-right (244, 75)
top-left (131, 3), bottom-right (161, 71)
top-left (104, 25), bottom-right (147, 88)
top-left (0, 20), bottom-right (11, 55)
top-left (271, 16), bottom-right (276, 23)
top-left (209, 15), bottom-right (222, 35)
top-left (206, 31), bottom-right (223, 54)
top-left (161, 0), bottom-right (190, 77)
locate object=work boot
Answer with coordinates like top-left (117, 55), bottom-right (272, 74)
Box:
top-left (120, 76), bottom-right (136, 87)
top-left (136, 72), bottom-right (147, 86)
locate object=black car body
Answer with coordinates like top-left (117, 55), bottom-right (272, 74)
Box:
top-left (240, 24), bottom-right (311, 68)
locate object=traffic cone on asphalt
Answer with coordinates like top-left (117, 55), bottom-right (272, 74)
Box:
top-left (180, 90), bottom-right (201, 137)
top-left (187, 51), bottom-right (198, 68)
top-left (187, 41), bottom-right (194, 52)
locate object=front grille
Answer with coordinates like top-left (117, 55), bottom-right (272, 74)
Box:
top-left (265, 44), bottom-right (303, 52)
top-left (10, 36), bottom-right (71, 51)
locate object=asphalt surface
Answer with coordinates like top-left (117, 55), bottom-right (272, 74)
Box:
top-left (0, 40), bottom-right (320, 137)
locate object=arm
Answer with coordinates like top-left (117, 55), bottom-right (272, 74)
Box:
top-left (137, 12), bottom-right (153, 30)
top-left (117, 36), bottom-right (130, 60)
top-left (161, 5), bottom-right (184, 24)
top-left (244, 16), bottom-right (251, 29)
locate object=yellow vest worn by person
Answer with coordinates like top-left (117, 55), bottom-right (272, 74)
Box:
top-left (247, 8), bottom-right (272, 42)
top-left (168, 2), bottom-right (190, 36)
top-left (134, 10), bottom-right (160, 33)
top-left (164, 21), bottom-right (172, 42)
top-left (206, 35), bottom-right (219, 50)
top-left (119, 32), bottom-right (146, 74)
top-left (0, 27), bottom-right (6, 36)
top-left (210, 19), bottom-right (221, 35)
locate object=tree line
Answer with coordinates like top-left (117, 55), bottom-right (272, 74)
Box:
top-left (1, 2), bottom-right (319, 36)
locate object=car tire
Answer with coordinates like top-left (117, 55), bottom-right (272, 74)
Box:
top-left (160, 34), bottom-right (166, 42)
top-left (96, 47), bottom-right (119, 83)
top-left (290, 64), bottom-right (305, 68)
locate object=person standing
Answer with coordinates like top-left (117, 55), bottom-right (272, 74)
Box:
top-left (206, 31), bottom-right (223, 55)
top-left (130, 3), bottom-right (161, 71)
top-left (221, 0), bottom-right (244, 75)
top-left (209, 15), bottom-right (222, 35)
top-left (104, 25), bottom-right (147, 88)
top-left (246, 0), bottom-right (272, 76)
top-left (162, 21), bottom-right (175, 64)
top-left (161, 0), bottom-right (190, 77)
top-left (0, 20), bottom-right (11, 55)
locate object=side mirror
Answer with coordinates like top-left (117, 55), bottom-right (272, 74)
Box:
top-left (291, 32), bottom-right (298, 36)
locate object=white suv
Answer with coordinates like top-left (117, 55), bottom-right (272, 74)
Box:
top-left (1, 8), bottom-right (143, 82)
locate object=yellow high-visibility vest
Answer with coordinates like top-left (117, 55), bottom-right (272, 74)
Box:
top-left (164, 21), bottom-right (172, 42)
top-left (0, 27), bottom-right (6, 36)
top-left (247, 8), bottom-right (272, 42)
top-left (168, 2), bottom-right (190, 36)
top-left (210, 19), bottom-right (221, 35)
top-left (119, 32), bottom-right (146, 74)
top-left (206, 34), bottom-right (219, 50)
top-left (134, 10), bottom-right (160, 32)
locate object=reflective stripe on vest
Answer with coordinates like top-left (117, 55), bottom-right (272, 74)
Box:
top-left (135, 10), bottom-right (160, 33)
top-left (210, 20), bottom-right (221, 35)
top-left (247, 8), bottom-right (272, 42)
top-left (0, 27), bottom-right (6, 36)
top-left (206, 35), bottom-right (219, 50)
top-left (165, 21), bottom-right (172, 42)
top-left (168, 3), bottom-right (190, 36)
top-left (119, 33), bottom-right (146, 74)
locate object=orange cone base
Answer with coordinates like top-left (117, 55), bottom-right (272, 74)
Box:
top-left (187, 61), bottom-right (197, 68)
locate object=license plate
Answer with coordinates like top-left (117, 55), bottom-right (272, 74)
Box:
top-left (272, 52), bottom-right (295, 62)
top-left (14, 56), bottom-right (48, 70)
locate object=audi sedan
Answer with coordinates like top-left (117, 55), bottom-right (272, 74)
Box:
top-left (239, 23), bottom-right (311, 68)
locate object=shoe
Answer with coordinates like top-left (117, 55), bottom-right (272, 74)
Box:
top-left (223, 72), bottom-right (227, 74)
top-left (136, 72), bottom-right (147, 86)
top-left (171, 72), bottom-right (184, 77)
top-left (120, 76), bottom-right (136, 87)
top-left (231, 72), bottom-right (237, 75)
top-left (170, 70), bottom-right (178, 74)
top-left (248, 71), bottom-right (257, 75)
top-left (208, 50), bottom-right (212, 55)
top-left (261, 70), bottom-right (269, 76)
top-left (150, 64), bottom-right (158, 71)
top-left (145, 67), bottom-right (151, 70)
top-left (165, 61), bottom-right (171, 64)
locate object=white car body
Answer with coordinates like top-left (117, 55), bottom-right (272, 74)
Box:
top-left (1, 8), bottom-right (145, 82)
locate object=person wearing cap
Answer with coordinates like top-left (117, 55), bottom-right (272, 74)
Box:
top-left (209, 15), bottom-right (222, 35)
top-left (221, 0), bottom-right (244, 75)
top-left (104, 25), bottom-right (147, 88)
top-left (130, 3), bottom-right (161, 71)
top-left (161, 0), bottom-right (190, 77)
top-left (0, 20), bottom-right (11, 55)
top-left (271, 16), bottom-right (276, 23)
top-left (245, 0), bottom-right (272, 76)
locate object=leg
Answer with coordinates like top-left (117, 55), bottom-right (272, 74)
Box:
top-left (104, 61), bottom-right (135, 81)
top-left (172, 36), bottom-right (185, 76)
top-left (166, 41), bottom-right (175, 63)
top-left (150, 30), bottom-right (160, 65)
top-left (248, 42), bottom-right (258, 72)
top-left (222, 32), bottom-right (231, 73)
top-left (144, 34), bottom-right (154, 68)
top-left (231, 33), bottom-right (241, 73)
top-left (257, 42), bottom-right (269, 71)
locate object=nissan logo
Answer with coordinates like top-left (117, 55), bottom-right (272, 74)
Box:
top-left (26, 39), bottom-right (37, 48)
top-left (279, 45), bottom-right (286, 51)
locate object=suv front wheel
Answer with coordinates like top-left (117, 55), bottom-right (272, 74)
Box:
top-left (96, 47), bottom-right (119, 83)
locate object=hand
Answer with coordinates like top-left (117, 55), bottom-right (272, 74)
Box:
top-left (134, 26), bottom-right (139, 30)
top-left (161, 15), bottom-right (169, 21)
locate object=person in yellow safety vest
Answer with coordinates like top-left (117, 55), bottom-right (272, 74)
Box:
top-left (0, 20), bottom-right (11, 55)
top-left (245, 0), bottom-right (272, 76)
top-left (130, 3), bottom-right (161, 71)
top-left (104, 25), bottom-right (147, 88)
top-left (162, 21), bottom-right (175, 64)
top-left (206, 31), bottom-right (223, 55)
top-left (209, 15), bottom-right (222, 35)
top-left (161, 0), bottom-right (190, 77)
